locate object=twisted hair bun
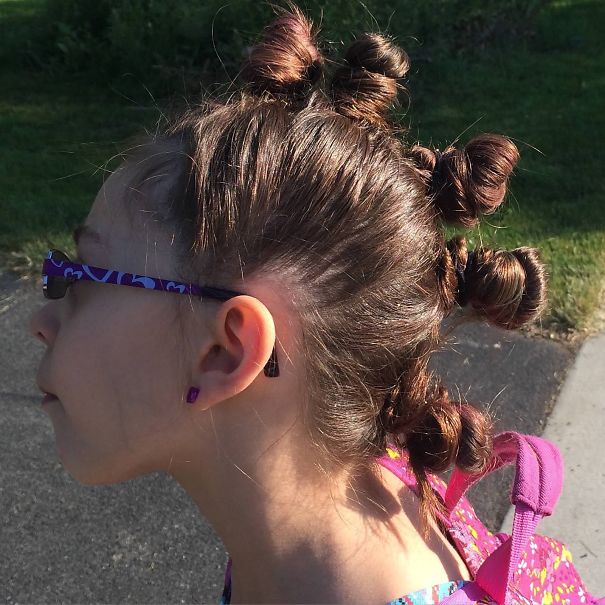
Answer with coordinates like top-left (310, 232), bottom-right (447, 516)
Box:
top-left (330, 33), bottom-right (410, 128)
top-left (382, 381), bottom-right (493, 529)
top-left (410, 133), bottom-right (520, 227)
top-left (239, 1), bottom-right (324, 100)
top-left (404, 386), bottom-right (493, 475)
top-left (442, 235), bottom-right (547, 329)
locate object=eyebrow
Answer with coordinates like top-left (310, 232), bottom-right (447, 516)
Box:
top-left (72, 224), bottom-right (105, 247)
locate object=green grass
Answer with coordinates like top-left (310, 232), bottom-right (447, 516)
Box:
top-left (1, 0), bottom-right (603, 332)
top-left (0, 68), bottom-right (161, 263)
top-left (0, 1), bottom-right (165, 269)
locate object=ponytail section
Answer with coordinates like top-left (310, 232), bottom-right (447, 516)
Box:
top-left (381, 376), bottom-right (494, 534)
top-left (410, 134), bottom-right (520, 227)
top-left (440, 235), bottom-right (547, 329)
top-left (239, 1), bottom-right (324, 101)
top-left (395, 134), bottom-right (545, 532)
top-left (329, 33), bottom-right (410, 129)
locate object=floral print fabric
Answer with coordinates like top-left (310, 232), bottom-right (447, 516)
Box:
top-left (378, 447), bottom-right (600, 605)
top-left (384, 580), bottom-right (467, 605)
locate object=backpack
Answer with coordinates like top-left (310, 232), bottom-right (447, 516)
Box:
top-left (377, 431), bottom-right (604, 605)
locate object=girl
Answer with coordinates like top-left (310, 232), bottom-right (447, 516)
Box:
top-left (29, 3), bottom-right (548, 603)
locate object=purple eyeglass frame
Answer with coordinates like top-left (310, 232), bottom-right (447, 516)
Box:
top-left (41, 249), bottom-right (279, 378)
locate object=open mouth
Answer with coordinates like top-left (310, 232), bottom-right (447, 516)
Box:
top-left (42, 393), bottom-right (59, 404)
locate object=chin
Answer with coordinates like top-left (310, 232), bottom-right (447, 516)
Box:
top-left (56, 444), bottom-right (149, 486)
top-left (65, 465), bottom-right (146, 487)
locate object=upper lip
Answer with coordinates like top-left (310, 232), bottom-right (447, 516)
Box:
top-left (36, 380), bottom-right (56, 396)
top-left (36, 365), bottom-right (59, 396)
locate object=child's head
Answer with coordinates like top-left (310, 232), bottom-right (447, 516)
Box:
top-left (30, 2), bottom-right (546, 524)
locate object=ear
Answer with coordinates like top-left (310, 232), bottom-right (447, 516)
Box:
top-left (190, 295), bottom-right (276, 410)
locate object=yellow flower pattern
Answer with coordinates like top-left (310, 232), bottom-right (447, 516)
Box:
top-left (376, 445), bottom-right (599, 604)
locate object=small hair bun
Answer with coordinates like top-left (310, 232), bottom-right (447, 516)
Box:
top-left (443, 236), bottom-right (547, 329)
top-left (405, 386), bottom-right (493, 476)
top-left (410, 133), bottom-right (520, 227)
top-left (239, 3), bottom-right (324, 100)
top-left (342, 33), bottom-right (410, 79)
top-left (330, 33), bottom-right (410, 128)
top-left (401, 384), bottom-right (493, 527)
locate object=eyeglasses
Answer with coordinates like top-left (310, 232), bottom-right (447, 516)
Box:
top-left (41, 249), bottom-right (279, 377)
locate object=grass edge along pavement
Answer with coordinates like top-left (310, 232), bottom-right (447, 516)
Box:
top-left (1, 0), bottom-right (604, 336)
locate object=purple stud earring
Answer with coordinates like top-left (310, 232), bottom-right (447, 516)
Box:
top-left (186, 387), bottom-right (200, 404)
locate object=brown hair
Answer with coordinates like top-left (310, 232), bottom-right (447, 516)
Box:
top-left (120, 1), bottom-right (547, 530)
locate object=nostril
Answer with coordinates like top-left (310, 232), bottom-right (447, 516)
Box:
top-left (28, 301), bottom-right (59, 345)
top-left (28, 314), bottom-right (47, 344)
top-left (31, 332), bottom-right (44, 345)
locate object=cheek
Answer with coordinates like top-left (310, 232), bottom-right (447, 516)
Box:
top-left (49, 299), bottom-right (186, 482)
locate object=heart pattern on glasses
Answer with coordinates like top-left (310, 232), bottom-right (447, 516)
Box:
top-left (41, 248), bottom-right (280, 377)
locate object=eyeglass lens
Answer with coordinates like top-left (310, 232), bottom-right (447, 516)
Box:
top-left (43, 250), bottom-right (71, 300)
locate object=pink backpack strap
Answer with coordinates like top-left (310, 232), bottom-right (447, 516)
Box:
top-left (444, 431), bottom-right (564, 604)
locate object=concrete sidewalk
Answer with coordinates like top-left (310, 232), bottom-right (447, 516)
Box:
top-left (500, 332), bottom-right (605, 596)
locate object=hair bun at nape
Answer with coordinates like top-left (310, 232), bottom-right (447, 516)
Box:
top-left (399, 384), bottom-right (493, 526)
top-left (239, 2), bottom-right (324, 101)
top-left (410, 133), bottom-right (520, 228)
top-left (330, 32), bottom-right (410, 128)
top-left (404, 386), bottom-right (493, 476)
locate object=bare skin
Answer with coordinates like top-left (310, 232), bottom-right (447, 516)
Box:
top-left (29, 163), bottom-right (471, 604)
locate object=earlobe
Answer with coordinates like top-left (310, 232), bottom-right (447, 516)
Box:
top-left (186, 387), bottom-right (200, 404)
top-left (185, 386), bottom-right (213, 411)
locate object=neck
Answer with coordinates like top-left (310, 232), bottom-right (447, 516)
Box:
top-left (171, 435), bottom-right (468, 604)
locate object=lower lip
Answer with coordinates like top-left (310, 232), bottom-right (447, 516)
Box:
top-left (42, 393), bottom-right (59, 405)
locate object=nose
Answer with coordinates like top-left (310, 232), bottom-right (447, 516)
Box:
top-left (28, 299), bottom-right (58, 346)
